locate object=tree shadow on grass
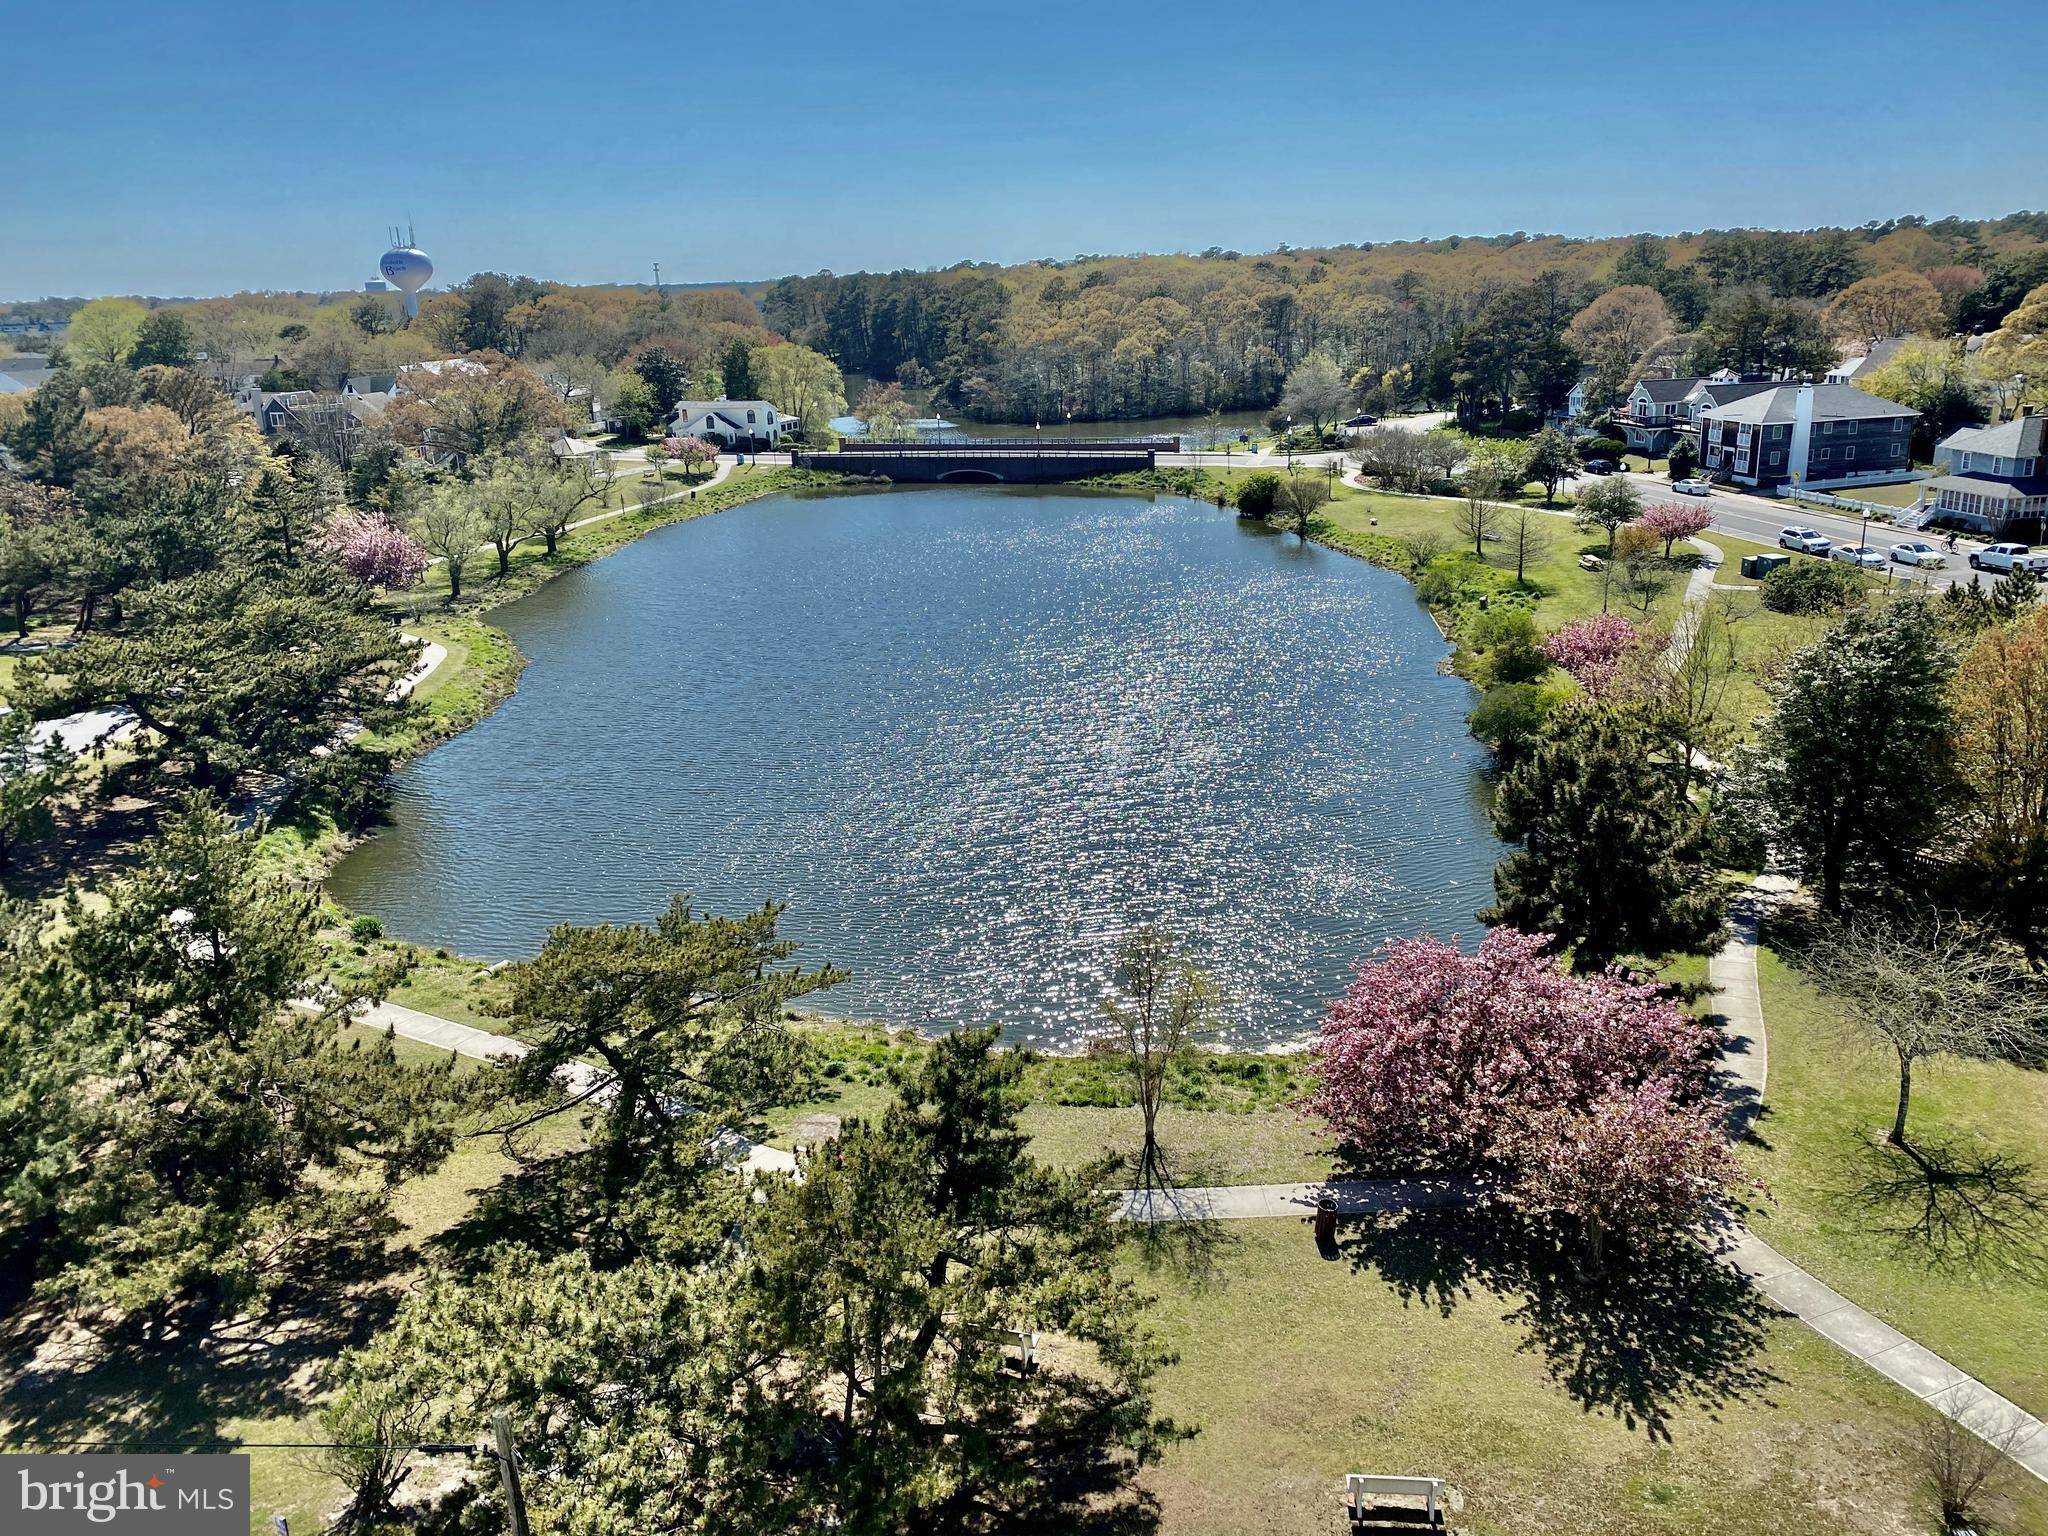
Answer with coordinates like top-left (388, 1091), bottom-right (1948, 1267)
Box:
top-left (1110, 1148), bottom-right (1242, 1289)
top-left (0, 1225), bottom-right (409, 1450)
top-left (1339, 1207), bottom-right (1780, 1442)
top-left (1841, 1133), bottom-right (2048, 1282)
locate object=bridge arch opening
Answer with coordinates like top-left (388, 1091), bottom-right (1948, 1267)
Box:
top-left (937, 469), bottom-right (1004, 484)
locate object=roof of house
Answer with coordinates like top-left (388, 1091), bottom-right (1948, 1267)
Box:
top-left (0, 374), bottom-right (26, 394)
top-left (1700, 383), bottom-right (1918, 426)
top-left (1927, 472), bottom-right (2048, 502)
top-left (1937, 414), bottom-right (2045, 459)
top-left (675, 398), bottom-right (777, 416)
top-left (344, 372), bottom-right (397, 395)
top-left (1633, 377), bottom-right (1703, 404)
top-left (1693, 380), bottom-right (1777, 407)
top-left (1832, 336), bottom-right (1911, 379)
top-left (0, 357), bottom-right (53, 391)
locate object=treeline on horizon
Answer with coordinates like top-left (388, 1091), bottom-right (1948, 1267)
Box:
top-left (758, 213), bottom-right (2048, 423)
top-left (9, 211), bottom-right (2048, 429)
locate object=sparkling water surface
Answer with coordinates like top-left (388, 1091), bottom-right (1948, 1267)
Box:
top-left (328, 487), bottom-right (1498, 1047)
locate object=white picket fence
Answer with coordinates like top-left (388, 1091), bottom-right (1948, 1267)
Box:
top-left (1786, 487), bottom-right (1931, 528)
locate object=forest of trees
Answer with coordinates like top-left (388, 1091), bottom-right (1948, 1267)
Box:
top-left (757, 214), bottom-right (2048, 424)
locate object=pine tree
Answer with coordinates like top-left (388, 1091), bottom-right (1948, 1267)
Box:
top-left (1748, 598), bottom-right (1955, 911)
top-left (498, 896), bottom-right (844, 1264)
top-left (1484, 704), bottom-right (1724, 969)
top-left (36, 796), bottom-right (475, 1331)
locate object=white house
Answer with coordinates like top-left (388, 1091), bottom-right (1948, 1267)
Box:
top-left (670, 398), bottom-right (789, 449)
top-left (1923, 412), bottom-right (2048, 536)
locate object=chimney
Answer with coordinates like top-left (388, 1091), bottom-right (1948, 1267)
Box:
top-left (1787, 382), bottom-right (1815, 488)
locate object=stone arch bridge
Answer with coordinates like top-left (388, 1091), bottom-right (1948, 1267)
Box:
top-left (794, 438), bottom-right (1176, 484)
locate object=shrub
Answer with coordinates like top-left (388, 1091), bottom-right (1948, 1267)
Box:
top-left (1579, 436), bottom-right (1627, 462)
top-left (1470, 607), bottom-right (1550, 686)
top-left (1667, 437), bottom-right (1698, 481)
top-left (1541, 613), bottom-right (1641, 696)
top-left (1762, 560), bottom-right (1865, 615)
top-left (350, 914), bottom-right (384, 941)
top-left (1234, 471), bottom-right (1283, 518)
top-left (1469, 682), bottom-right (1553, 761)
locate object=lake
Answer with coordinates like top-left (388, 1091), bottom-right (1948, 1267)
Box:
top-left (329, 487), bottom-right (1499, 1049)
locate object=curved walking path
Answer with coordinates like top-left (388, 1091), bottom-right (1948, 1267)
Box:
top-left (1118, 883), bottom-right (2048, 1482)
top-left (331, 916), bottom-right (2046, 1476)
top-left (317, 994), bottom-right (799, 1179)
top-left (421, 455), bottom-right (739, 570)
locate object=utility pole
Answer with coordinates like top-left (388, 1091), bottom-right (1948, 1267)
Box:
top-left (491, 1414), bottom-right (531, 1536)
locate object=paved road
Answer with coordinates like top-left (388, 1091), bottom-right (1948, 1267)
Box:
top-left (1563, 471), bottom-right (1976, 592)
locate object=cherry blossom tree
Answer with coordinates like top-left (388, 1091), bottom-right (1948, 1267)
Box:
top-left (1303, 928), bottom-right (1715, 1168)
top-left (667, 435), bottom-right (719, 477)
top-left (324, 511), bottom-right (428, 591)
top-left (1502, 1079), bottom-right (1751, 1272)
top-left (1638, 501), bottom-right (1715, 558)
top-left (1541, 613), bottom-right (1641, 697)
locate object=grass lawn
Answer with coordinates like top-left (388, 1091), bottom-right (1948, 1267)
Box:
top-left (1808, 480), bottom-right (1930, 510)
top-left (409, 463), bottom-right (801, 613)
top-left (1739, 943), bottom-right (2048, 1421)
top-left (1138, 1219), bottom-right (2048, 1536)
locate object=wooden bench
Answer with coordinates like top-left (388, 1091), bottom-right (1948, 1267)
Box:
top-left (1346, 1473), bottom-right (1446, 1527)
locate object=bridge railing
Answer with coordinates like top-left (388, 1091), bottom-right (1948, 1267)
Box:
top-left (825, 438), bottom-right (1178, 455)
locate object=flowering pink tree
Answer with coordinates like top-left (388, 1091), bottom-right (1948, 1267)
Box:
top-left (1303, 928), bottom-right (1714, 1168)
top-left (1502, 1079), bottom-right (1753, 1271)
top-left (1638, 502), bottom-right (1715, 558)
top-left (666, 435), bottom-right (718, 477)
top-left (324, 511), bottom-right (428, 591)
top-left (1541, 613), bottom-right (1640, 697)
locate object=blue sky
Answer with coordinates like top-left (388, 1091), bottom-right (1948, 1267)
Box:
top-left (6, 0), bottom-right (2044, 300)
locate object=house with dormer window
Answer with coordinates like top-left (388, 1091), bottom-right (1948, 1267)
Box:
top-left (670, 398), bottom-right (789, 451)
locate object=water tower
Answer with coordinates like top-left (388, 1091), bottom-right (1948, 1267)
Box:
top-left (377, 225), bottom-right (433, 321)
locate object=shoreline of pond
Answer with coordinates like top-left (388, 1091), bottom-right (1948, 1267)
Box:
top-left (319, 471), bottom-right (1489, 1054)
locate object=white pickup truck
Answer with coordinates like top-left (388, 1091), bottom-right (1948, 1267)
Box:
top-left (1968, 542), bottom-right (2048, 574)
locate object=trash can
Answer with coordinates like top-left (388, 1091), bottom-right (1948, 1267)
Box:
top-left (1314, 1195), bottom-right (1337, 1245)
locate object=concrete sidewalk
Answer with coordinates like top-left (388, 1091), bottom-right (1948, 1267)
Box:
top-left (323, 995), bottom-right (799, 1177)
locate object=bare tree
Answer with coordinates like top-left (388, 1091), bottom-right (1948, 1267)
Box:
top-left (1349, 425), bottom-right (1424, 492)
top-left (1616, 524), bottom-right (1675, 617)
top-left (1807, 909), bottom-right (2048, 1149)
top-left (1419, 426), bottom-right (1468, 488)
top-left (1400, 528), bottom-right (1452, 573)
top-left (1455, 474), bottom-right (1506, 556)
top-left (1921, 1409), bottom-right (2028, 1534)
top-left (1099, 928), bottom-right (1216, 1196)
top-left (1651, 593), bottom-right (1743, 797)
top-left (1276, 470), bottom-right (1330, 539)
top-left (1505, 504), bottom-right (1552, 583)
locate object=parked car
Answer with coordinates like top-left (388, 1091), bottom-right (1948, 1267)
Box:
top-left (1778, 526), bottom-right (1831, 555)
top-left (1343, 412), bottom-right (1378, 428)
top-left (1969, 542), bottom-right (2048, 574)
top-left (1888, 540), bottom-right (1944, 568)
top-left (1672, 478), bottom-right (1712, 497)
top-left (1582, 458), bottom-right (1618, 475)
top-left (1831, 544), bottom-right (1887, 570)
